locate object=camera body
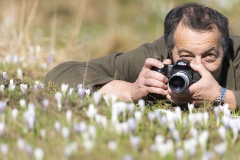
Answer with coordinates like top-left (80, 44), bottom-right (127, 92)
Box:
top-left (151, 59), bottom-right (201, 93)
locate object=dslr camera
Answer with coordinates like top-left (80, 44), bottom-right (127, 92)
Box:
top-left (151, 59), bottom-right (201, 93)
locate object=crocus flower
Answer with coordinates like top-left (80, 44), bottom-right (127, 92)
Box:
top-left (64, 142), bottom-right (78, 159)
top-left (79, 121), bottom-right (88, 132)
top-left (40, 129), bottom-right (46, 140)
top-left (20, 84), bottom-right (28, 94)
top-left (2, 72), bottom-right (7, 79)
top-left (155, 135), bottom-right (164, 145)
top-left (61, 83), bottom-right (69, 96)
top-left (17, 138), bottom-right (25, 150)
top-left (54, 92), bottom-right (62, 111)
top-left (17, 68), bottom-right (23, 79)
top-left (34, 148), bottom-right (44, 160)
top-left (218, 125), bottom-right (226, 141)
top-left (88, 125), bottom-right (97, 140)
top-left (198, 130), bottom-right (209, 152)
top-left (85, 104), bottom-right (97, 121)
top-left (0, 101), bottom-right (7, 113)
top-left (25, 144), bottom-right (33, 157)
top-left (0, 84), bottom-right (4, 92)
top-left (188, 103), bottom-right (194, 114)
top-left (83, 139), bottom-right (94, 152)
top-left (202, 151), bottom-right (213, 160)
top-left (127, 103), bottom-right (135, 114)
top-left (123, 155), bottom-right (133, 160)
top-left (19, 99), bottom-right (26, 108)
top-left (85, 89), bottom-right (91, 96)
top-left (214, 107), bottom-right (220, 126)
top-left (134, 111), bottom-right (142, 123)
top-left (54, 121), bottom-right (61, 132)
top-left (138, 99), bottom-right (145, 113)
top-left (66, 109), bottom-right (72, 123)
top-left (203, 112), bottom-right (209, 127)
top-left (0, 143), bottom-right (9, 157)
top-left (8, 79), bottom-right (15, 91)
top-left (175, 148), bottom-right (184, 160)
top-left (108, 141), bottom-right (118, 151)
top-left (68, 88), bottom-right (74, 96)
top-left (175, 106), bottom-right (182, 123)
top-left (61, 127), bottom-right (70, 140)
top-left (93, 91), bottom-right (102, 104)
top-left (214, 142), bottom-right (226, 157)
top-left (130, 136), bottom-right (140, 150)
top-left (148, 112), bottom-right (156, 122)
top-left (0, 122), bottom-right (5, 136)
top-left (128, 118), bottom-right (137, 133)
top-left (78, 87), bottom-right (85, 99)
top-left (11, 108), bottom-right (18, 120)
top-left (42, 99), bottom-right (49, 111)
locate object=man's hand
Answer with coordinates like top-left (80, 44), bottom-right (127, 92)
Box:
top-left (130, 58), bottom-right (172, 102)
top-left (166, 62), bottom-right (221, 105)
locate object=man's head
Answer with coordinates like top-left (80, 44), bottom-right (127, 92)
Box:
top-left (163, 3), bottom-right (230, 80)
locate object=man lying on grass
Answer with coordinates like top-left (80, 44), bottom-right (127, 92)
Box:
top-left (45, 3), bottom-right (240, 110)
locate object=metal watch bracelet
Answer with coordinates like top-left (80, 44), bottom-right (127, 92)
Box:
top-left (215, 87), bottom-right (227, 104)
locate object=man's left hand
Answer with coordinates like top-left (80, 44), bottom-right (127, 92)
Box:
top-left (166, 62), bottom-right (221, 106)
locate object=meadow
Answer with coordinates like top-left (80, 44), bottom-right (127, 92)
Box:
top-left (0, 0), bottom-right (240, 159)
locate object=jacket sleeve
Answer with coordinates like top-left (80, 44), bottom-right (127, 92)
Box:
top-left (45, 37), bottom-right (168, 91)
top-left (231, 35), bottom-right (240, 108)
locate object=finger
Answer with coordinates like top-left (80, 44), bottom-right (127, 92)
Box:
top-left (166, 94), bottom-right (192, 105)
top-left (163, 59), bottom-right (172, 65)
top-left (147, 87), bottom-right (168, 96)
top-left (144, 58), bottom-right (164, 69)
top-left (190, 62), bottom-right (210, 77)
top-left (144, 78), bottom-right (168, 89)
top-left (145, 70), bottom-right (168, 83)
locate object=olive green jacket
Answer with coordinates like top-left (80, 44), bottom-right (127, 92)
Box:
top-left (45, 35), bottom-right (240, 107)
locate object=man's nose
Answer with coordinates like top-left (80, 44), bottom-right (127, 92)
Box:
top-left (192, 57), bottom-right (202, 64)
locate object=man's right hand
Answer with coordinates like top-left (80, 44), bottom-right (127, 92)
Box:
top-left (130, 58), bottom-right (172, 102)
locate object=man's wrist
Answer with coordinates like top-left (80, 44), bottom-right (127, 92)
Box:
top-left (215, 87), bottom-right (227, 104)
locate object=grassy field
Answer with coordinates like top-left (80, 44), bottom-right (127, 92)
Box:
top-left (1, 0), bottom-right (240, 159)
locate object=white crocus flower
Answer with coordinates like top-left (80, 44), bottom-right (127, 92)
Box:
top-left (203, 112), bottom-right (209, 127)
top-left (108, 141), bottom-right (118, 151)
top-left (93, 92), bottom-right (102, 105)
top-left (20, 84), bottom-right (28, 94)
top-left (198, 130), bottom-right (209, 152)
top-left (54, 92), bottom-right (62, 111)
top-left (0, 122), bottom-right (5, 136)
top-left (85, 89), bottom-right (91, 96)
top-left (8, 79), bottom-right (15, 91)
top-left (34, 148), bottom-right (44, 160)
top-left (40, 129), bottom-right (46, 140)
top-left (88, 125), bottom-right (97, 140)
top-left (83, 139), bottom-right (94, 152)
top-left (188, 103), bottom-right (194, 114)
top-left (68, 88), bottom-right (74, 96)
top-left (134, 111), bottom-right (142, 123)
top-left (214, 142), bottom-right (227, 157)
top-left (54, 121), bottom-right (61, 132)
top-left (61, 83), bottom-right (69, 96)
top-left (138, 99), bottom-right (145, 113)
top-left (0, 84), bottom-right (4, 92)
top-left (11, 108), bottom-right (18, 120)
top-left (0, 143), bottom-right (9, 157)
top-left (85, 104), bottom-right (97, 121)
top-left (175, 106), bottom-right (182, 123)
top-left (17, 138), bottom-right (25, 150)
top-left (66, 109), bottom-right (72, 123)
top-left (61, 127), bottom-right (70, 140)
top-left (218, 126), bottom-right (227, 141)
top-left (17, 68), bottom-right (23, 80)
top-left (130, 136), bottom-right (141, 150)
top-left (19, 99), bottom-right (26, 108)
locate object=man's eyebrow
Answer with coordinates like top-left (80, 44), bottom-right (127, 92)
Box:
top-left (178, 47), bottom-right (219, 55)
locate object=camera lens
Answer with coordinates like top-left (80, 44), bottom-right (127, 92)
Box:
top-left (169, 72), bottom-right (190, 93)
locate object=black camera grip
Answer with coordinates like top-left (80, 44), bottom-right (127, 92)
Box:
top-left (151, 64), bottom-right (168, 76)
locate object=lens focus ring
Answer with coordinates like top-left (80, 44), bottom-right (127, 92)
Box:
top-left (169, 72), bottom-right (190, 93)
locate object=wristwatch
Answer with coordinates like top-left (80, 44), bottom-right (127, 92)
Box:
top-left (215, 87), bottom-right (226, 104)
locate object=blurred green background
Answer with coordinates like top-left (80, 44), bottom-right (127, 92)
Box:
top-left (0, 0), bottom-right (240, 62)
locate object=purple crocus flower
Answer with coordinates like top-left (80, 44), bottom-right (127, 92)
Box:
top-left (0, 101), bottom-right (7, 113)
top-left (78, 87), bottom-right (85, 99)
top-left (128, 118), bottom-right (137, 133)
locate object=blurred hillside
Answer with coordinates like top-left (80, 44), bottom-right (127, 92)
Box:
top-left (0, 0), bottom-right (240, 63)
